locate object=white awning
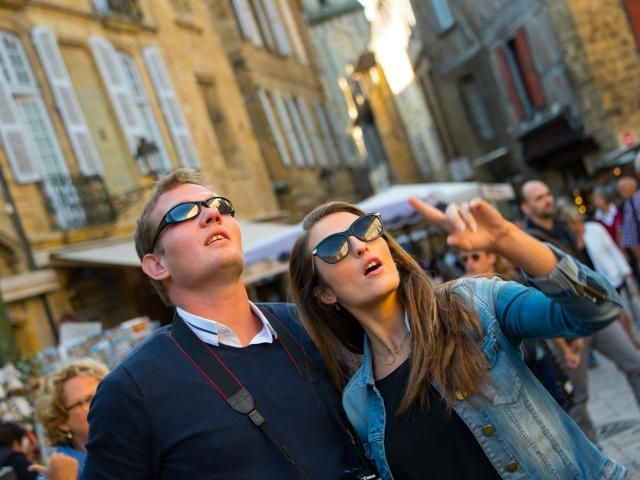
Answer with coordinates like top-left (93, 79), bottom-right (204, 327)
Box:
top-left (50, 221), bottom-right (294, 269)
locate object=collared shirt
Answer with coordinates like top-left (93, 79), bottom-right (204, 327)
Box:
top-left (176, 301), bottom-right (277, 347)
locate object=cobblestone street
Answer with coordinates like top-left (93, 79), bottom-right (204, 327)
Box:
top-left (589, 351), bottom-right (640, 478)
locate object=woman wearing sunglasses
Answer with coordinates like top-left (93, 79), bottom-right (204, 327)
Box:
top-left (288, 198), bottom-right (627, 479)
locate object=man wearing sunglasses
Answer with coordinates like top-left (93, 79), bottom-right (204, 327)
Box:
top-left (521, 180), bottom-right (640, 446)
top-left (83, 169), bottom-right (362, 480)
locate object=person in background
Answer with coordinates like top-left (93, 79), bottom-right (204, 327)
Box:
top-left (0, 423), bottom-right (37, 480)
top-left (593, 187), bottom-right (623, 244)
top-left (523, 180), bottom-right (640, 442)
top-left (561, 206), bottom-right (640, 348)
top-left (36, 359), bottom-right (109, 480)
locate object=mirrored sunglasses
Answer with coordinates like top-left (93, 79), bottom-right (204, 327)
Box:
top-left (312, 213), bottom-right (384, 265)
top-left (150, 196), bottom-right (235, 252)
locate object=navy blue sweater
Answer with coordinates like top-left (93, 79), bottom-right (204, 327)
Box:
top-left (83, 305), bottom-right (357, 479)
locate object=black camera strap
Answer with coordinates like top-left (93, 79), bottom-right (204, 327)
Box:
top-left (170, 313), bottom-right (312, 480)
top-left (170, 306), bottom-right (377, 480)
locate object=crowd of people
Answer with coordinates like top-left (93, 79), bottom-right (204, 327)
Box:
top-left (1, 168), bottom-right (639, 479)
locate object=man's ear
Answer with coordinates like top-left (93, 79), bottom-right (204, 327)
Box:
top-left (141, 253), bottom-right (170, 281)
top-left (313, 285), bottom-right (337, 305)
top-left (520, 202), bottom-right (530, 217)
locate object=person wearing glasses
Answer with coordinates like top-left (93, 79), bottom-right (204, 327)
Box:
top-left (83, 169), bottom-right (361, 480)
top-left (35, 358), bottom-right (109, 480)
top-left (288, 198), bottom-right (627, 479)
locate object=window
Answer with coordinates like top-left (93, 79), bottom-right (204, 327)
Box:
top-left (495, 26), bottom-right (545, 120)
top-left (459, 76), bottom-right (495, 140)
top-left (272, 91), bottom-right (304, 167)
top-left (0, 30), bottom-right (86, 229)
top-left (117, 52), bottom-right (172, 175)
top-left (257, 88), bottom-right (291, 167)
top-left (297, 98), bottom-right (327, 166)
top-left (32, 26), bottom-right (103, 177)
top-left (313, 101), bottom-right (340, 166)
top-left (431, 0), bottom-right (454, 32)
top-left (229, 0), bottom-right (297, 57)
top-left (143, 46), bottom-right (200, 169)
top-left (277, 0), bottom-right (307, 63)
top-left (230, 0), bottom-right (263, 48)
top-left (284, 94), bottom-right (314, 167)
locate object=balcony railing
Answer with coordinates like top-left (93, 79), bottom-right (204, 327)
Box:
top-left (93, 0), bottom-right (143, 22)
top-left (41, 174), bottom-right (117, 231)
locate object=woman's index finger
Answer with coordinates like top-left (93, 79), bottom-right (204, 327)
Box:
top-left (408, 196), bottom-right (447, 228)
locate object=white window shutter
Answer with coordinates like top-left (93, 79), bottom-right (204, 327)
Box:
top-left (328, 106), bottom-right (353, 165)
top-left (90, 36), bottom-right (146, 154)
top-left (143, 46), bottom-right (200, 169)
top-left (32, 26), bottom-right (104, 177)
top-left (297, 98), bottom-right (326, 166)
top-left (276, 0), bottom-right (307, 63)
top-left (284, 94), bottom-right (314, 167)
top-left (231, 0), bottom-right (264, 48)
top-left (257, 88), bottom-right (290, 167)
top-left (313, 101), bottom-right (339, 166)
top-left (0, 79), bottom-right (41, 183)
top-left (251, 0), bottom-right (275, 50)
top-left (261, 0), bottom-right (291, 56)
top-left (273, 91), bottom-right (303, 167)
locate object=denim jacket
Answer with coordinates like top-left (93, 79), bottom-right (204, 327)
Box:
top-left (342, 247), bottom-right (628, 479)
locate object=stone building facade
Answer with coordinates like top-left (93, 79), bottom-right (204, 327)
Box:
top-left (206, 0), bottom-right (360, 221)
top-left (0, 0), bottom-right (281, 357)
top-left (545, 0), bottom-right (640, 160)
top-left (410, 0), bottom-right (597, 191)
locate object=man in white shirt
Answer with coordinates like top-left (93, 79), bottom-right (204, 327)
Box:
top-left (83, 169), bottom-right (361, 480)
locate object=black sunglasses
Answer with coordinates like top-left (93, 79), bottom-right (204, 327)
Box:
top-left (460, 253), bottom-right (481, 263)
top-left (312, 213), bottom-right (384, 266)
top-left (150, 196), bottom-right (235, 253)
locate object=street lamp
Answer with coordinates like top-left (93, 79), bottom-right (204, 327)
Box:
top-left (135, 137), bottom-right (160, 178)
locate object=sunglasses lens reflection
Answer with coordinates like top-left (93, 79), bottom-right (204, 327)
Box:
top-left (316, 235), bottom-right (349, 263)
top-left (354, 215), bottom-right (383, 241)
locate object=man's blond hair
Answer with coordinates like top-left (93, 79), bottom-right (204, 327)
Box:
top-left (134, 168), bottom-right (208, 305)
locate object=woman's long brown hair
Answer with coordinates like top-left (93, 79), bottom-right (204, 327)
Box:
top-left (289, 202), bottom-right (489, 413)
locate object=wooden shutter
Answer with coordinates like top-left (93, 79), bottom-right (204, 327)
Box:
top-left (297, 98), bottom-right (326, 166)
top-left (277, 0), bottom-right (307, 63)
top-left (143, 46), bottom-right (200, 169)
top-left (513, 26), bottom-right (545, 110)
top-left (261, 0), bottom-right (292, 55)
top-left (90, 36), bottom-right (147, 154)
top-left (494, 45), bottom-right (524, 120)
top-left (625, 0), bottom-right (640, 47)
top-left (284, 94), bottom-right (314, 167)
top-left (273, 91), bottom-right (303, 167)
top-left (313, 101), bottom-right (339, 166)
top-left (0, 80), bottom-right (41, 183)
top-left (231, 0), bottom-right (263, 48)
top-left (33, 26), bottom-right (104, 176)
top-left (257, 88), bottom-right (291, 167)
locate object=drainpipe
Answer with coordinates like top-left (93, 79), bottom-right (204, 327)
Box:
top-left (0, 166), bottom-right (58, 343)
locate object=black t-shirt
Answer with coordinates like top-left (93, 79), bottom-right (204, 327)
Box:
top-left (375, 359), bottom-right (499, 480)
